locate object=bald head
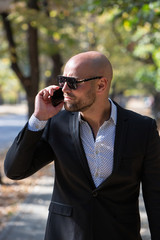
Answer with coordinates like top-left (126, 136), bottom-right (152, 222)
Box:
top-left (64, 51), bottom-right (113, 83)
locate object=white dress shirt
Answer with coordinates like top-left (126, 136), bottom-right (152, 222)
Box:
top-left (79, 100), bottom-right (117, 187)
top-left (28, 99), bottom-right (117, 187)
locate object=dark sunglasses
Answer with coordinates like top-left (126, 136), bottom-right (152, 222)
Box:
top-left (57, 75), bottom-right (102, 90)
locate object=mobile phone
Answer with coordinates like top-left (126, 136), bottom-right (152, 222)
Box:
top-left (51, 88), bottom-right (64, 107)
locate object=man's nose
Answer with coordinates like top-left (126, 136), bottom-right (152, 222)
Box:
top-left (62, 82), bottom-right (71, 93)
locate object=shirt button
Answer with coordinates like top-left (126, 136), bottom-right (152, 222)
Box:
top-left (92, 191), bottom-right (98, 197)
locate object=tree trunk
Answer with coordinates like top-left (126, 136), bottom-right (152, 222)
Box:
top-left (27, 94), bottom-right (36, 118)
top-left (46, 53), bottom-right (63, 86)
top-left (26, 24), bottom-right (39, 118)
top-left (26, 0), bottom-right (39, 118)
top-left (152, 92), bottom-right (160, 128)
top-left (0, 173), bottom-right (3, 185)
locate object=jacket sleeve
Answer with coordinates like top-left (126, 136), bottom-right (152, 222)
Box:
top-left (142, 119), bottom-right (160, 239)
top-left (4, 122), bottom-right (55, 180)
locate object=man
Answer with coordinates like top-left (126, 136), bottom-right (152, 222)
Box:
top-left (4, 51), bottom-right (160, 240)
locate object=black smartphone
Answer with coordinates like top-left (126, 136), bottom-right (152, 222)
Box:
top-left (51, 88), bottom-right (64, 107)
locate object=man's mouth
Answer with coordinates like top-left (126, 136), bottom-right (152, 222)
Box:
top-left (64, 94), bottom-right (75, 101)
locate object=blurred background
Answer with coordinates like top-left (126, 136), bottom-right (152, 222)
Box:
top-left (0, 0), bottom-right (159, 120)
top-left (0, 0), bottom-right (160, 239)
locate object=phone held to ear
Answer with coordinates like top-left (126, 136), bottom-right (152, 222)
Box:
top-left (51, 88), bottom-right (64, 107)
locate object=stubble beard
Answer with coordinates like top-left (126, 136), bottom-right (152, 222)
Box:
top-left (64, 89), bottom-right (96, 113)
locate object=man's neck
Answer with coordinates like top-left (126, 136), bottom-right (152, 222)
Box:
top-left (80, 99), bottom-right (111, 138)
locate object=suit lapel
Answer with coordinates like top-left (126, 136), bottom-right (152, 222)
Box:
top-left (113, 104), bottom-right (129, 173)
top-left (69, 112), bottom-right (95, 188)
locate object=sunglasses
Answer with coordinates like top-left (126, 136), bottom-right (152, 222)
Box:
top-left (57, 75), bottom-right (102, 90)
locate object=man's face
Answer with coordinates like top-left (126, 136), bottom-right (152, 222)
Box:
top-left (62, 75), bottom-right (97, 113)
top-left (61, 56), bottom-right (101, 113)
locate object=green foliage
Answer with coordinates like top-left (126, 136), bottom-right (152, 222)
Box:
top-left (99, 0), bottom-right (160, 96)
top-left (0, 0), bottom-right (160, 104)
top-left (0, 59), bottom-right (24, 103)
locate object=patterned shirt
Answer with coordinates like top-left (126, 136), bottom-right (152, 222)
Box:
top-left (79, 100), bottom-right (117, 187)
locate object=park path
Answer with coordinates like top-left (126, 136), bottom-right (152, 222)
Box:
top-left (0, 104), bottom-right (27, 152)
top-left (0, 175), bottom-right (54, 240)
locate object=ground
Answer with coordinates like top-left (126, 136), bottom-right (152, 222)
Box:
top-left (0, 149), bottom-right (52, 232)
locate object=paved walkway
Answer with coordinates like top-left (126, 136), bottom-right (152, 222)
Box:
top-left (0, 175), bottom-right (54, 240)
top-left (0, 104), bottom-right (27, 116)
top-left (0, 104), bottom-right (27, 151)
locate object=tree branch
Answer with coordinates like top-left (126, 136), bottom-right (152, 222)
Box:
top-left (112, 20), bottom-right (123, 45)
top-left (27, 0), bottom-right (39, 95)
top-left (0, 12), bottom-right (28, 84)
top-left (112, 19), bottom-right (155, 65)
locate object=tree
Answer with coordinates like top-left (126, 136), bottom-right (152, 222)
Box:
top-left (94, 0), bottom-right (160, 118)
top-left (80, 0), bottom-right (160, 118)
top-left (112, 1), bottom-right (160, 119)
top-left (0, 0), bottom-right (40, 117)
top-left (0, 0), bottom-right (69, 117)
top-left (0, 0), bottom-right (89, 117)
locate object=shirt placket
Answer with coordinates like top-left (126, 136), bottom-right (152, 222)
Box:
top-left (94, 127), bottom-right (104, 186)
top-left (94, 141), bottom-right (99, 178)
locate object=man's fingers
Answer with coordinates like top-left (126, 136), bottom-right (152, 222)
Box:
top-left (39, 86), bottom-right (59, 99)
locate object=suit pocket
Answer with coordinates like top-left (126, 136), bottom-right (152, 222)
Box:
top-left (49, 201), bottom-right (73, 217)
top-left (46, 202), bottom-right (75, 240)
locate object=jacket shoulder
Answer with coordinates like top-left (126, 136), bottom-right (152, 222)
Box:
top-left (116, 101), bottom-right (154, 121)
top-left (115, 101), bottom-right (157, 132)
top-left (51, 109), bottom-right (77, 122)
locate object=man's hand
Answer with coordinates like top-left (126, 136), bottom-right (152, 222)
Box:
top-left (33, 85), bottom-right (64, 121)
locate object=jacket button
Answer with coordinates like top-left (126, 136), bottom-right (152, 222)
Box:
top-left (92, 191), bottom-right (98, 197)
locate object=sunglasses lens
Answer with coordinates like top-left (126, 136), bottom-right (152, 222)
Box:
top-left (67, 78), bottom-right (77, 89)
top-left (57, 76), bottom-right (65, 88)
top-left (57, 76), bottom-right (77, 90)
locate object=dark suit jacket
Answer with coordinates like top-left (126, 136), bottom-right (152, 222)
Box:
top-left (4, 103), bottom-right (160, 240)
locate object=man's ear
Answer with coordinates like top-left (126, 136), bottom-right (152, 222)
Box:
top-left (97, 77), bottom-right (108, 93)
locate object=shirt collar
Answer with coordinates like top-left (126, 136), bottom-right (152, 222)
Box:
top-left (109, 98), bottom-right (117, 125)
top-left (78, 98), bottom-right (117, 125)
